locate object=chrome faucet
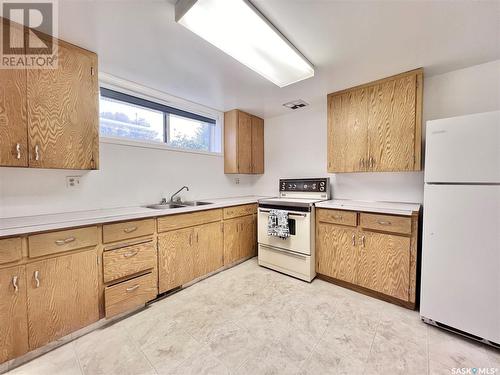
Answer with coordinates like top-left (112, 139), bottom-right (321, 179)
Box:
top-left (169, 186), bottom-right (189, 203)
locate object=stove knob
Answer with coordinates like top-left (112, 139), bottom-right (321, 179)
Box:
top-left (319, 186), bottom-right (325, 192)
top-left (293, 184), bottom-right (297, 189)
top-left (320, 181), bottom-right (325, 187)
top-left (304, 184), bottom-right (308, 189)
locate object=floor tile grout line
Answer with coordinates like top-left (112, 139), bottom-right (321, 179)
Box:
top-left (122, 324), bottom-right (159, 375)
top-left (362, 313), bottom-right (382, 375)
top-left (70, 341), bottom-right (85, 375)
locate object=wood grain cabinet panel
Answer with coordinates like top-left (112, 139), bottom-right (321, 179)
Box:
top-left (104, 272), bottom-right (157, 318)
top-left (28, 226), bottom-right (98, 258)
top-left (26, 249), bottom-right (99, 349)
top-left (358, 232), bottom-right (410, 301)
top-left (102, 219), bottom-right (155, 244)
top-left (223, 204), bottom-right (257, 220)
top-left (0, 237), bottom-right (23, 264)
top-left (317, 208), bottom-right (357, 227)
top-left (240, 215), bottom-right (257, 259)
top-left (157, 209), bottom-right (222, 233)
top-left (359, 213), bottom-right (412, 235)
top-left (328, 88), bottom-right (368, 172)
top-left (103, 241), bottom-right (156, 283)
top-left (224, 109), bottom-right (264, 174)
top-left (316, 223), bottom-right (358, 283)
top-left (0, 265), bottom-right (28, 364)
top-left (223, 215), bottom-right (256, 266)
top-left (327, 68), bottom-right (422, 173)
top-left (0, 19), bottom-right (27, 167)
top-left (158, 227), bottom-right (195, 293)
top-left (194, 222), bottom-right (223, 278)
top-left (27, 39), bottom-right (99, 170)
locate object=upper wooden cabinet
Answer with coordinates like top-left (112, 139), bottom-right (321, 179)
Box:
top-left (0, 18), bottom-right (99, 170)
top-left (224, 109), bottom-right (264, 174)
top-left (327, 69), bottom-right (423, 173)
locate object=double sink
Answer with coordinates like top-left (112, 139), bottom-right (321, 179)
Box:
top-left (145, 201), bottom-right (213, 210)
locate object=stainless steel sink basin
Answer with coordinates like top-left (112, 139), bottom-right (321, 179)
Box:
top-left (182, 201), bottom-right (212, 206)
top-left (144, 203), bottom-right (186, 210)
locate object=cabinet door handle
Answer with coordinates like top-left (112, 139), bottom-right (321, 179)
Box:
top-left (34, 271), bottom-right (40, 288)
top-left (361, 235), bottom-right (365, 248)
top-left (55, 237), bottom-right (76, 245)
top-left (123, 250), bottom-right (139, 258)
top-left (12, 275), bottom-right (19, 293)
top-left (351, 234), bottom-right (356, 246)
top-left (189, 233), bottom-right (192, 246)
top-left (377, 221), bottom-right (392, 226)
top-left (196, 233), bottom-right (199, 243)
top-left (126, 284), bottom-right (140, 292)
top-left (360, 158), bottom-right (365, 169)
top-left (34, 145), bottom-right (40, 161)
top-left (123, 226), bottom-right (138, 233)
top-left (16, 143), bottom-right (21, 160)
top-left (369, 157), bottom-right (374, 169)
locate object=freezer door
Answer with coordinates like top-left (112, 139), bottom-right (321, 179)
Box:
top-left (421, 184), bottom-right (500, 343)
top-left (425, 111), bottom-right (500, 183)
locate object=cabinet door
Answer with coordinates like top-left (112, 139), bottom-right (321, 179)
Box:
top-left (194, 222), bottom-right (223, 278)
top-left (0, 266), bottom-right (28, 364)
top-left (26, 249), bottom-right (99, 349)
top-left (237, 111), bottom-right (253, 173)
top-left (239, 215), bottom-right (256, 259)
top-left (223, 218), bottom-right (240, 266)
top-left (0, 19), bottom-right (28, 167)
top-left (158, 228), bottom-right (194, 293)
top-left (367, 74), bottom-right (417, 171)
top-left (358, 232), bottom-right (410, 300)
top-left (327, 88), bottom-right (368, 172)
top-left (27, 39), bottom-right (99, 169)
top-left (316, 223), bottom-right (358, 283)
top-left (251, 116), bottom-right (264, 174)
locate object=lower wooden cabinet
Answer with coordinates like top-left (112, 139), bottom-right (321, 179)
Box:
top-left (25, 249), bottom-right (99, 349)
top-left (194, 222), bottom-right (224, 279)
top-left (0, 265), bottom-right (29, 364)
top-left (223, 214), bottom-right (256, 266)
top-left (316, 208), bottom-right (418, 308)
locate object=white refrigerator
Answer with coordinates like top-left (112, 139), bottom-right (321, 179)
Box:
top-left (421, 110), bottom-right (500, 345)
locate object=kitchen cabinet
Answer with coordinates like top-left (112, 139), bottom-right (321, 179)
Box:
top-left (316, 207), bottom-right (419, 309)
top-left (223, 214), bottom-right (256, 266)
top-left (27, 38), bottom-right (99, 169)
top-left (0, 265), bottom-right (28, 364)
top-left (327, 68), bottom-right (423, 173)
top-left (194, 222), bottom-right (224, 278)
top-left (316, 223), bottom-right (357, 284)
top-left (0, 18), bottom-right (99, 170)
top-left (26, 249), bottom-right (99, 349)
top-left (224, 109), bottom-right (264, 174)
top-left (0, 18), bottom-right (27, 167)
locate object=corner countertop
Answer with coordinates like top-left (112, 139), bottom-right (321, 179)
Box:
top-left (0, 196), bottom-right (269, 238)
top-left (315, 199), bottom-right (421, 216)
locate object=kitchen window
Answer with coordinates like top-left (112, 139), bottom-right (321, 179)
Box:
top-left (99, 88), bottom-right (220, 153)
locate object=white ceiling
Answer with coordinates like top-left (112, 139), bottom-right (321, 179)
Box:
top-left (58, 0), bottom-right (500, 118)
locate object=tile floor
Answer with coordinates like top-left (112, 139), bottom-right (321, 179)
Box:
top-left (7, 258), bottom-right (500, 375)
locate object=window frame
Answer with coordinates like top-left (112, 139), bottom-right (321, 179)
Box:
top-left (98, 77), bottom-right (223, 157)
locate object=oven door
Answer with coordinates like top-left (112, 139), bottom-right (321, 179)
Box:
top-left (257, 207), bottom-right (311, 255)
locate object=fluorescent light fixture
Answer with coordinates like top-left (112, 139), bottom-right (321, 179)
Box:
top-left (175, 0), bottom-right (315, 87)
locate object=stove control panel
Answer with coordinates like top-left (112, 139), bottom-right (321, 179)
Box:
top-left (279, 178), bottom-right (330, 193)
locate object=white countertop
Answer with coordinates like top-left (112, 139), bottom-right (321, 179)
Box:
top-left (315, 199), bottom-right (421, 216)
top-left (0, 196), bottom-right (267, 238)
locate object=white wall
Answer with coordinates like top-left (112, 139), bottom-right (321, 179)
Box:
top-left (0, 143), bottom-right (260, 218)
top-left (256, 60), bottom-right (500, 202)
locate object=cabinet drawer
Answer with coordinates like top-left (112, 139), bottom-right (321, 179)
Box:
top-left (360, 213), bottom-right (411, 235)
top-left (103, 241), bottom-right (156, 283)
top-left (223, 204), bottom-right (257, 219)
top-left (103, 219), bottom-right (155, 244)
top-left (158, 209), bottom-right (222, 233)
top-left (105, 272), bottom-right (157, 318)
top-left (317, 209), bottom-right (357, 227)
top-left (0, 237), bottom-right (23, 264)
top-left (28, 226), bottom-right (98, 258)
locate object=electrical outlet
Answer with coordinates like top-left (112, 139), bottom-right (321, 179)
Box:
top-left (66, 176), bottom-right (81, 188)
top-left (235, 177), bottom-right (240, 185)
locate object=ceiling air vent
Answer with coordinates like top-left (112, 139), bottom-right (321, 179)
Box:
top-left (283, 99), bottom-right (309, 110)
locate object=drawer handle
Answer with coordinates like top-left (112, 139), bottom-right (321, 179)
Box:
top-left (34, 271), bottom-right (40, 288)
top-left (378, 221), bottom-right (392, 226)
top-left (351, 234), bottom-right (355, 246)
top-left (34, 145), bottom-right (40, 161)
top-left (126, 284), bottom-right (140, 292)
top-left (16, 143), bottom-right (21, 159)
top-left (123, 226), bottom-right (138, 233)
top-left (123, 250), bottom-right (139, 258)
top-left (332, 215), bottom-right (342, 220)
top-left (12, 275), bottom-right (19, 293)
top-left (55, 237), bottom-right (76, 245)
top-left (361, 235), bottom-right (365, 248)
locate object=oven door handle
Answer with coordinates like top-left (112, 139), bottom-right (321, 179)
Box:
top-left (258, 209), bottom-right (307, 218)
top-left (259, 244), bottom-right (308, 259)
